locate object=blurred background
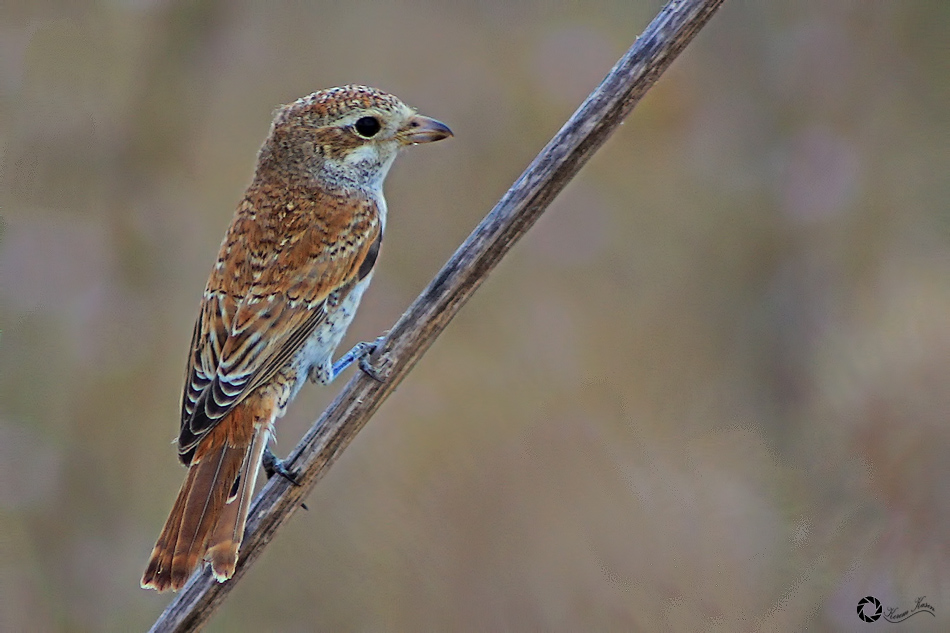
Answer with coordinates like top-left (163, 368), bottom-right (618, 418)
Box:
top-left (1, 0), bottom-right (949, 630)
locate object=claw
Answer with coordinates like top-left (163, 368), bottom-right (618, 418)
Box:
top-left (262, 449), bottom-right (309, 510)
top-left (359, 355), bottom-right (385, 382)
top-left (262, 448), bottom-right (300, 485)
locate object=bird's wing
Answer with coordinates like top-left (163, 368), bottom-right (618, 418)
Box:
top-left (178, 193), bottom-right (381, 462)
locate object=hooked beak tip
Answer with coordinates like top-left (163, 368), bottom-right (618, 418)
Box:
top-left (401, 115), bottom-right (453, 144)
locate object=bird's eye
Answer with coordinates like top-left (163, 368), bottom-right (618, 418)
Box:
top-left (354, 116), bottom-right (381, 138)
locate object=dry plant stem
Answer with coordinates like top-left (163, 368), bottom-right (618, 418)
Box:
top-left (148, 0), bottom-right (726, 630)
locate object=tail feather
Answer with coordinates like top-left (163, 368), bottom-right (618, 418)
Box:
top-left (141, 466), bottom-right (193, 591)
top-left (206, 427), bottom-right (270, 581)
top-left (168, 440), bottom-right (247, 590)
top-left (142, 403), bottom-right (272, 592)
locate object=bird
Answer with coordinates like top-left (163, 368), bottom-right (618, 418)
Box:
top-left (141, 85), bottom-right (452, 592)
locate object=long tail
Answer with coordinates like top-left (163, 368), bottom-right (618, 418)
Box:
top-left (205, 425), bottom-right (269, 581)
top-left (141, 407), bottom-right (271, 592)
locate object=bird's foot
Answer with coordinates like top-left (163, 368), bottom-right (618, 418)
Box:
top-left (263, 448), bottom-right (308, 510)
top-left (325, 335), bottom-right (388, 383)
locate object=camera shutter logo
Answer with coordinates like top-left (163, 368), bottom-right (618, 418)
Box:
top-left (857, 596), bottom-right (883, 622)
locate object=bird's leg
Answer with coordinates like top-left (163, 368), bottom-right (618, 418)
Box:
top-left (310, 335), bottom-right (387, 384)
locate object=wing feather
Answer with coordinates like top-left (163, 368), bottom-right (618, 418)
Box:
top-left (178, 192), bottom-right (381, 463)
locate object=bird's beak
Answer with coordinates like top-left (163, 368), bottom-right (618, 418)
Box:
top-left (400, 115), bottom-right (453, 145)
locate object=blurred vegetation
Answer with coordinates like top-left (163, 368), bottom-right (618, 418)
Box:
top-left (1, 1), bottom-right (949, 631)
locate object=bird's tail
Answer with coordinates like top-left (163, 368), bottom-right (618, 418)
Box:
top-left (205, 423), bottom-right (269, 582)
top-left (141, 406), bottom-right (271, 592)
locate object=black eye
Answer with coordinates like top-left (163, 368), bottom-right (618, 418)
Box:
top-left (354, 116), bottom-right (381, 138)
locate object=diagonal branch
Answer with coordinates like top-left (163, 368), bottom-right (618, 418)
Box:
top-left (148, 0), bottom-right (726, 629)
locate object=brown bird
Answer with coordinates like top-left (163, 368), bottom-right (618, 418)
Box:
top-left (141, 85), bottom-right (451, 592)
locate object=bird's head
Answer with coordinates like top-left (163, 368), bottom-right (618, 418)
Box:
top-left (259, 85), bottom-right (452, 192)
